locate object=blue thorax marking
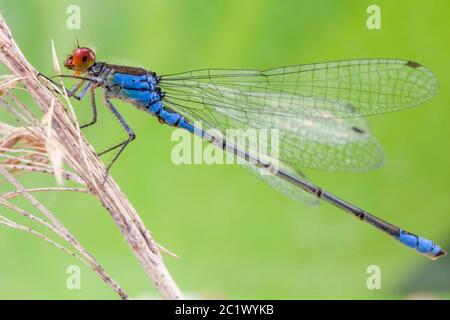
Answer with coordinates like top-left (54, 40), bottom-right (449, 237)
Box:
top-left (108, 72), bottom-right (160, 108)
top-left (112, 73), bottom-right (153, 90)
top-left (119, 89), bottom-right (160, 107)
top-left (105, 70), bottom-right (196, 133)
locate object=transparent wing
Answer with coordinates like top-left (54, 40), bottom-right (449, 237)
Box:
top-left (163, 95), bottom-right (384, 173)
top-left (158, 59), bottom-right (437, 203)
top-left (160, 59), bottom-right (438, 118)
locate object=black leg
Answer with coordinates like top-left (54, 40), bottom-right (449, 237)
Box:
top-left (38, 72), bottom-right (77, 98)
top-left (38, 73), bottom-right (85, 100)
top-left (69, 80), bottom-right (95, 101)
top-left (99, 96), bottom-right (136, 174)
top-left (80, 86), bottom-right (98, 129)
top-left (66, 79), bottom-right (85, 100)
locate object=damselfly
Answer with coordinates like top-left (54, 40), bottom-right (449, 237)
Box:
top-left (49, 46), bottom-right (445, 259)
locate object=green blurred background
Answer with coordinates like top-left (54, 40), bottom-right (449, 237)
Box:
top-left (0, 0), bottom-right (449, 299)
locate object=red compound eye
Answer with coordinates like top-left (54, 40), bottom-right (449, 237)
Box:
top-left (64, 47), bottom-right (96, 73)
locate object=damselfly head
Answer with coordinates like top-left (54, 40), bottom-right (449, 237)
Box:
top-left (64, 47), bottom-right (96, 74)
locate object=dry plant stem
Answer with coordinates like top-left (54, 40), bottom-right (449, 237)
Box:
top-left (1, 187), bottom-right (88, 200)
top-left (0, 215), bottom-right (87, 263)
top-left (0, 15), bottom-right (183, 299)
top-left (0, 163), bottom-right (84, 183)
top-left (0, 167), bottom-right (129, 300)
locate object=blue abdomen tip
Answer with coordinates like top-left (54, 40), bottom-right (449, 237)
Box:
top-left (397, 230), bottom-right (443, 258)
top-left (397, 230), bottom-right (418, 248)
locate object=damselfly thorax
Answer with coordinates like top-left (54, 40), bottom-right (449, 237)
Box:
top-left (86, 64), bottom-right (159, 107)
